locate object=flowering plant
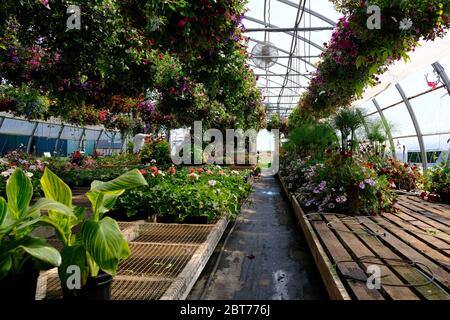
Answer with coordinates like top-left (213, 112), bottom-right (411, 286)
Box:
top-left (281, 151), bottom-right (396, 215)
top-left (374, 158), bottom-right (422, 191)
top-left (424, 162), bottom-right (450, 203)
top-left (295, 0), bottom-right (450, 117)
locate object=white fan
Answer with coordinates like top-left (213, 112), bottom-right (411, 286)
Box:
top-left (251, 42), bottom-right (279, 69)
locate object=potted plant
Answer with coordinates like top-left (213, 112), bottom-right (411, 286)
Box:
top-left (0, 168), bottom-right (71, 299)
top-left (39, 168), bottom-right (148, 300)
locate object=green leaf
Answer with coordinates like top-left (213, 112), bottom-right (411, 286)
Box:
top-left (87, 169), bottom-right (148, 218)
top-left (355, 56), bottom-right (366, 69)
top-left (58, 245), bottom-right (88, 288)
top-left (81, 217), bottom-right (130, 275)
top-left (0, 256), bottom-right (12, 279)
top-left (368, 63), bottom-right (379, 75)
top-left (6, 168), bottom-right (33, 219)
top-left (89, 169), bottom-right (148, 193)
top-left (0, 196), bottom-right (7, 227)
top-left (26, 198), bottom-right (74, 218)
top-left (19, 238), bottom-right (61, 267)
top-left (40, 168), bottom-right (72, 207)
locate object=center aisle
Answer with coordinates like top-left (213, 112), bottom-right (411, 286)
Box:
top-left (190, 173), bottom-right (328, 300)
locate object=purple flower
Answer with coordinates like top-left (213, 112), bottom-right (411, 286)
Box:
top-left (364, 178), bottom-right (377, 187)
top-left (319, 180), bottom-right (327, 190)
top-left (359, 182), bottom-right (366, 190)
top-left (139, 100), bottom-right (155, 113)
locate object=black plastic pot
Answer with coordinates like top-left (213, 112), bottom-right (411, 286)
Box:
top-left (0, 267), bottom-right (39, 300)
top-left (62, 273), bottom-right (113, 300)
top-left (439, 189), bottom-right (450, 203)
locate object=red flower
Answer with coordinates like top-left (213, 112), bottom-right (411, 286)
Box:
top-left (178, 19), bottom-right (187, 28)
top-left (158, 53), bottom-right (164, 60)
top-left (99, 110), bottom-right (108, 121)
top-left (197, 168), bottom-right (204, 173)
top-left (167, 165), bottom-right (176, 176)
top-left (150, 166), bottom-right (159, 175)
top-left (427, 81), bottom-right (438, 90)
top-left (139, 169), bottom-right (147, 175)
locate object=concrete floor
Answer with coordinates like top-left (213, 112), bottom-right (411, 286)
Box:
top-left (189, 174), bottom-right (328, 300)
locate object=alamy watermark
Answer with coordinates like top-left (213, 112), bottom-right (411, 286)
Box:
top-left (170, 121), bottom-right (280, 174)
top-left (366, 3), bottom-right (413, 31)
top-left (66, 5), bottom-right (81, 30)
top-left (66, 265), bottom-right (81, 290)
top-left (366, 265), bottom-right (381, 290)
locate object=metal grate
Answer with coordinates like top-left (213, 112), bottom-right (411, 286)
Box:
top-left (112, 278), bottom-right (172, 300)
top-left (133, 223), bottom-right (214, 244)
top-left (37, 221), bottom-right (223, 300)
top-left (119, 243), bottom-right (198, 278)
top-left (42, 273), bottom-right (173, 300)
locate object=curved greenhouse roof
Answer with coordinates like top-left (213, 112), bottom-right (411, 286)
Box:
top-left (244, 0), bottom-right (450, 169)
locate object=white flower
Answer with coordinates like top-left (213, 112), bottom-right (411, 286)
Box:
top-left (231, 170), bottom-right (240, 175)
top-left (158, 170), bottom-right (166, 177)
top-left (151, 159), bottom-right (157, 164)
top-left (399, 18), bottom-right (413, 31)
top-left (208, 180), bottom-right (217, 187)
top-left (26, 172), bottom-right (34, 178)
top-left (1, 171), bottom-right (10, 177)
top-left (29, 165), bottom-right (37, 171)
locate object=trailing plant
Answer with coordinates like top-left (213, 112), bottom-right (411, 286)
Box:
top-left (294, 1), bottom-right (450, 118)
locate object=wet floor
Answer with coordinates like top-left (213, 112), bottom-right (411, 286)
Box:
top-left (189, 174), bottom-right (328, 300)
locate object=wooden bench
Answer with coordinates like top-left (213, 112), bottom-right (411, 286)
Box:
top-left (278, 176), bottom-right (450, 300)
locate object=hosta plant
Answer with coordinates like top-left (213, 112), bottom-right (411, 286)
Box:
top-left (0, 169), bottom-right (69, 281)
top-left (39, 168), bottom-right (148, 290)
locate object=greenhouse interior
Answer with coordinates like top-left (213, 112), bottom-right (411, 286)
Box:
top-left (1, 0), bottom-right (450, 308)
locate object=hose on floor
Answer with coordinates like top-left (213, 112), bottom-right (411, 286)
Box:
top-left (333, 256), bottom-right (437, 288)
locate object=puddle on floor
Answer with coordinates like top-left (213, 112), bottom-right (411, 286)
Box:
top-left (261, 190), bottom-right (277, 196)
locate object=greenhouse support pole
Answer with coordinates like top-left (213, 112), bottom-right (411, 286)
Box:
top-left (54, 124), bottom-right (65, 155)
top-left (395, 84), bottom-right (428, 170)
top-left (432, 62), bottom-right (450, 95)
top-left (78, 128), bottom-right (86, 150)
top-left (94, 129), bottom-right (104, 151)
top-left (27, 122), bottom-right (39, 154)
top-left (110, 131), bottom-right (117, 155)
top-left (372, 99), bottom-right (397, 159)
top-left (0, 117), bottom-right (5, 130)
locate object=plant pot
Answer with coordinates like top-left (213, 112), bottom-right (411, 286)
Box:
top-left (346, 185), bottom-right (360, 215)
top-left (141, 157), bottom-right (152, 164)
top-left (0, 267), bottom-right (39, 300)
top-left (182, 216), bottom-right (209, 224)
top-left (62, 273), bottom-right (113, 300)
top-left (110, 209), bottom-right (149, 222)
top-left (438, 188), bottom-right (450, 203)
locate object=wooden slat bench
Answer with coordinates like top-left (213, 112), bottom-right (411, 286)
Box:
top-left (278, 176), bottom-right (450, 300)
